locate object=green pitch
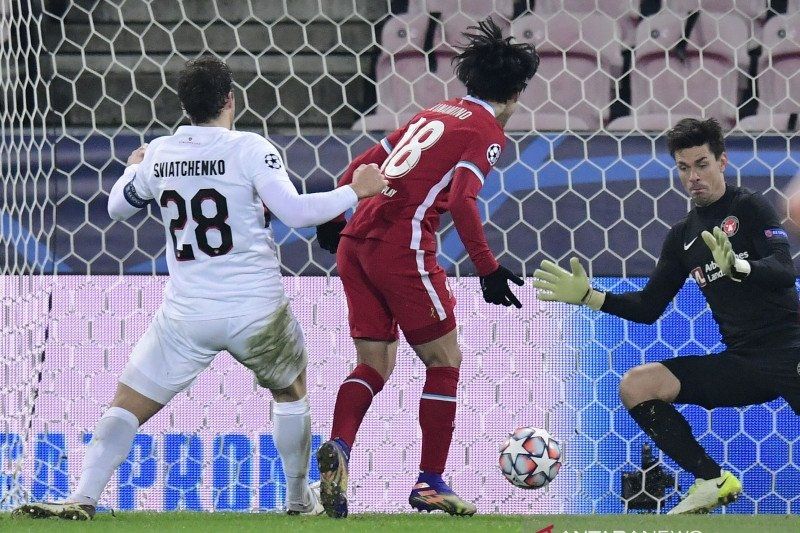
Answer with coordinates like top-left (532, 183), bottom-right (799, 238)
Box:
top-left (2, 512), bottom-right (799, 533)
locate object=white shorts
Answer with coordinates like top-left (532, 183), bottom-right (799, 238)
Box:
top-left (120, 300), bottom-right (307, 404)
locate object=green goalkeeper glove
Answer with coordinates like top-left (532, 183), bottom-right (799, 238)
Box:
top-left (700, 226), bottom-right (750, 281)
top-left (533, 257), bottom-right (605, 310)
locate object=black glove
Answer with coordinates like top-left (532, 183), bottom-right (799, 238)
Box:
top-left (480, 265), bottom-right (524, 308)
top-left (316, 220), bottom-right (347, 253)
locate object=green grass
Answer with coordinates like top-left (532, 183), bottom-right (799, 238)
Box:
top-left (2, 512), bottom-right (799, 533)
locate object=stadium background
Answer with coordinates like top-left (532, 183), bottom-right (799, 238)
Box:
top-left (2, 0), bottom-right (800, 516)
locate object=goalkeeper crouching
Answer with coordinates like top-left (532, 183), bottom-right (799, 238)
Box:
top-left (534, 118), bottom-right (800, 514)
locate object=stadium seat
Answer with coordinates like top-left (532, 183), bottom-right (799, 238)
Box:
top-left (353, 11), bottom-right (446, 131)
top-left (737, 14), bottom-right (800, 132)
top-left (665, 0), bottom-right (766, 18)
top-left (534, 0), bottom-right (641, 46)
top-left (427, 0), bottom-right (516, 105)
top-left (354, 0), bottom-right (515, 131)
top-left (430, 0), bottom-right (514, 52)
top-left (427, 0), bottom-right (515, 25)
top-left (0, 0), bottom-right (10, 45)
top-left (505, 12), bottom-right (623, 132)
top-left (606, 11), bottom-right (748, 132)
top-left (665, 0), bottom-right (767, 45)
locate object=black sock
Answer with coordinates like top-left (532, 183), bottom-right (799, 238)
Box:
top-left (628, 399), bottom-right (721, 480)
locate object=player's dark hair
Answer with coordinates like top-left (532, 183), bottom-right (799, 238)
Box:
top-left (177, 56), bottom-right (232, 124)
top-left (666, 117), bottom-right (725, 159)
top-left (452, 17), bottom-right (539, 103)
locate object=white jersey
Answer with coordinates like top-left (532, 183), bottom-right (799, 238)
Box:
top-left (110, 125), bottom-right (357, 319)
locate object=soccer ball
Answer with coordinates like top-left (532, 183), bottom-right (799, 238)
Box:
top-left (498, 427), bottom-right (562, 489)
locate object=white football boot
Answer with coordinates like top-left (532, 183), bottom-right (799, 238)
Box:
top-left (667, 470), bottom-right (742, 515)
top-left (286, 480), bottom-right (324, 516)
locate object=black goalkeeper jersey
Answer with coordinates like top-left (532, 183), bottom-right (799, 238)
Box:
top-left (602, 185), bottom-right (800, 351)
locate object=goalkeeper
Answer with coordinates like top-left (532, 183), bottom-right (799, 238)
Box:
top-left (534, 117), bottom-right (800, 515)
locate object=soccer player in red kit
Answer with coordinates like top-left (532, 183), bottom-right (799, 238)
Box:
top-left (314, 18), bottom-right (540, 517)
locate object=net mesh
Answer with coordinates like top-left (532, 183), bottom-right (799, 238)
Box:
top-left (2, 0), bottom-right (799, 514)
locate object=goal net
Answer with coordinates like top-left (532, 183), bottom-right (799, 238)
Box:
top-left (2, 0), bottom-right (798, 514)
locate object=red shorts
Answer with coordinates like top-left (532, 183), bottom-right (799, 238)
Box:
top-left (337, 236), bottom-right (456, 345)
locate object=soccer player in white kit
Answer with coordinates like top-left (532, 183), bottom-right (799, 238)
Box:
top-left (13, 56), bottom-right (388, 520)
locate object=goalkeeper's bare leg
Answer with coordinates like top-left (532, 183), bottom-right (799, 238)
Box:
top-left (13, 383), bottom-right (162, 520)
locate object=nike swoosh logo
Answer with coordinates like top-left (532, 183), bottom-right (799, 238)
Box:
top-left (716, 477), bottom-right (729, 489)
top-left (684, 237), bottom-right (698, 250)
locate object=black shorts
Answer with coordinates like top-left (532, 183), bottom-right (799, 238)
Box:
top-left (661, 348), bottom-right (800, 414)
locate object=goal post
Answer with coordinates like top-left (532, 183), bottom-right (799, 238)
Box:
top-left (2, 0), bottom-right (799, 514)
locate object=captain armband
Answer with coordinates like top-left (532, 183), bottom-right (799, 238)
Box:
top-left (123, 180), bottom-right (149, 208)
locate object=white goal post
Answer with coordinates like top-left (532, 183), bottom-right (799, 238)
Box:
top-left (2, 0), bottom-right (798, 514)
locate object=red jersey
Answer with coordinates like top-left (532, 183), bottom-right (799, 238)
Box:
top-left (339, 96), bottom-right (505, 276)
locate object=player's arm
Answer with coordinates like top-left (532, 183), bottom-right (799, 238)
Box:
top-left (534, 227), bottom-right (688, 324)
top-left (702, 195), bottom-right (796, 287)
top-left (107, 144), bottom-right (153, 222)
top-left (336, 138), bottom-right (394, 188)
top-left (450, 127), bottom-right (524, 308)
top-left (449, 165), bottom-right (499, 276)
top-left (317, 135), bottom-right (398, 252)
top-left (254, 158), bottom-right (387, 228)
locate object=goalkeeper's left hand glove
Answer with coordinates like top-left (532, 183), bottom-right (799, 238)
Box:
top-left (480, 265), bottom-right (524, 308)
top-left (533, 257), bottom-right (605, 309)
top-left (701, 226), bottom-right (750, 281)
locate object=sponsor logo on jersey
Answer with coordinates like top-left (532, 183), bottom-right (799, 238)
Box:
top-left (797, 361), bottom-right (800, 376)
top-left (721, 215), bottom-right (739, 237)
top-left (264, 153), bottom-right (283, 170)
top-left (702, 251), bottom-right (749, 283)
top-left (487, 143), bottom-right (501, 165)
top-left (691, 266), bottom-right (707, 287)
top-left (765, 227), bottom-right (788, 239)
top-left (179, 136), bottom-right (201, 145)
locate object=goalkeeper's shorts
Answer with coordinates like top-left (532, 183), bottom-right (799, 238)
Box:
top-left (120, 300), bottom-right (307, 404)
top-left (662, 349), bottom-right (800, 414)
top-left (337, 236), bottom-right (456, 346)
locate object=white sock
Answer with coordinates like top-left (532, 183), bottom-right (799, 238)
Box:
top-left (71, 407), bottom-right (139, 505)
top-left (273, 396), bottom-right (311, 509)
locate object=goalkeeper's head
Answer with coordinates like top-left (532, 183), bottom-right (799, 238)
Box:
top-left (178, 55), bottom-right (234, 127)
top-left (452, 17), bottom-right (539, 125)
top-left (667, 117), bottom-right (728, 207)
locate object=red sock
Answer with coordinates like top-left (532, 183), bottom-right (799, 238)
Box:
top-left (330, 364), bottom-right (385, 448)
top-left (419, 366), bottom-right (459, 474)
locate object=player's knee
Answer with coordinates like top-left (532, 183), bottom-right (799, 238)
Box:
top-left (355, 339), bottom-right (397, 380)
top-left (270, 369), bottom-right (307, 402)
top-left (619, 366), bottom-right (651, 409)
top-left (620, 364), bottom-right (679, 408)
top-left (449, 348), bottom-right (463, 368)
top-left (423, 347), bottom-right (462, 368)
